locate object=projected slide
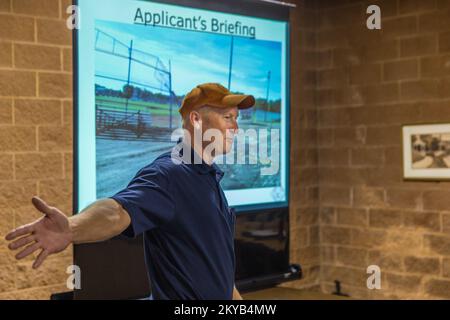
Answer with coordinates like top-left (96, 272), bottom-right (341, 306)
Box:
top-left (76, 0), bottom-right (289, 211)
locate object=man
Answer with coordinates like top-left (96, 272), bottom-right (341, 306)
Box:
top-left (5, 83), bottom-right (255, 300)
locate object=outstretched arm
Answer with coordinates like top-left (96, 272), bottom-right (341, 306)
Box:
top-left (68, 198), bottom-right (131, 244)
top-left (5, 196), bottom-right (131, 269)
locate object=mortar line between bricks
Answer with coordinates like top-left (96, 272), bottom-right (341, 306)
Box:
top-left (0, 12), bottom-right (67, 22)
top-left (59, 0), bottom-right (63, 20)
top-left (0, 97), bottom-right (73, 101)
top-left (4, 40), bottom-right (71, 48)
top-left (12, 153), bottom-right (16, 181)
top-left (0, 281), bottom-right (70, 298)
top-left (35, 126), bottom-right (39, 152)
top-left (10, 42), bottom-right (70, 49)
top-left (60, 100), bottom-right (64, 125)
top-left (317, 14), bottom-right (439, 33)
top-left (59, 47), bottom-right (64, 72)
top-left (314, 96), bottom-right (450, 108)
top-left (33, 17), bottom-right (37, 43)
top-left (61, 153), bottom-right (65, 180)
top-left (0, 67), bottom-right (71, 74)
top-left (11, 98), bottom-right (15, 125)
top-left (10, 40), bottom-right (15, 68)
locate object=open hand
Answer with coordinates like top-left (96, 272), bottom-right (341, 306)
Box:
top-left (5, 196), bottom-right (73, 269)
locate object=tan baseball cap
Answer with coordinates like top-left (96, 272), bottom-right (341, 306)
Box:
top-left (179, 83), bottom-right (255, 117)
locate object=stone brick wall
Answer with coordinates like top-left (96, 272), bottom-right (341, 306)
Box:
top-left (315, 0), bottom-right (450, 299)
top-left (285, 0), bottom-right (321, 291)
top-left (0, 0), bottom-right (73, 299)
top-left (0, 0), bottom-right (322, 299)
top-left (2, 0), bottom-right (450, 300)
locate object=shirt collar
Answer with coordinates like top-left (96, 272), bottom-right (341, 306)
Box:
top-left (176, 138), bottom-right (224, 181)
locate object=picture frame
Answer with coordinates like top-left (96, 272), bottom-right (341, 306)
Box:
top-left (402, 123), bottom-right (450, 180)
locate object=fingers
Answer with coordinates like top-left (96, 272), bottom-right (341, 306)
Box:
top-left (5, 196), bottom-right (55, 242)
top-left (5, 224), bottom-right (34, 241)
top-left (15, 242), bottom-right (41, 260)
top-left (33, 249), bottom-right (49, 269)
top-left (8, 234), bottom-right (36, 250)
top-left (31, 196), bottom-right (54, 216)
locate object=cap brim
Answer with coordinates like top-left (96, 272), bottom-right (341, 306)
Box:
top-left (221, 94), bottom-right (255, 110)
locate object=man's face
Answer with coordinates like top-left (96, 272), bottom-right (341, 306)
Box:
top-left (199, 105), bottom-right (239, 156)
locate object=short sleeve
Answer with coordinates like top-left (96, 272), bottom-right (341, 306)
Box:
top-left (110, 164), bottom-right (175, 238)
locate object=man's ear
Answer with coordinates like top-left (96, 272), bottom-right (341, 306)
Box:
top-left (190, 111), bottom-right (202, 129)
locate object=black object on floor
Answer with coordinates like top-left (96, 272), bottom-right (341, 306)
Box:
top-left (332, 280), bottom-right (350, 297)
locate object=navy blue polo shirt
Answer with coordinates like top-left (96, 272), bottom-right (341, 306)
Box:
top-left (110, 146), bottom-right (236, 300)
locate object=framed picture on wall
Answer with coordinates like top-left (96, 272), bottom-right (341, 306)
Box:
top-left (403, 123), bottom-right (450, 180)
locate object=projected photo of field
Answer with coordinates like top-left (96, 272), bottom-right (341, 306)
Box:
top-left (94, 20), bottom-right (283, 199)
